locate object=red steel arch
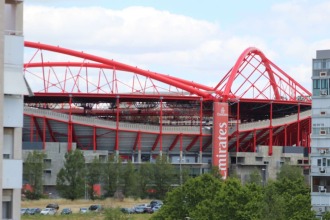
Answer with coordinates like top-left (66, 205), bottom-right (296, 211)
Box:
top-left (215, 47), bottom-right (311, 103)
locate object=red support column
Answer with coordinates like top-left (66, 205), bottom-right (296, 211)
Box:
top-left (30, 116), bottom-right (34, 142)
top-left (253, 129), bottom-right (256, 152)
top-left (308, 117), bottom-right (311, 154)
top-left (68, 95), bottom-right (72, 151)
top-left (43, 117), bottom-right (46, 150)
top-left (199, 98), bottom-right (203, 161)
top-left (93, 126), bottom-right (97, 151)
top-left (138, 131), bottom-right (141, 163)
top-left (159, 97), bottom-right (163, 154)
top-left (236, 102), bottom-right (240, 152)
top-left (115, 96), bottom-right (119, 152)
top-left (284, 125), bottom-right (287, 146)
top-left (180, 133), bottom-right (183, 162)
top-left (297, 104), bottom-right (300, 146)
top-left (269, 102), bottom-right (273, 156)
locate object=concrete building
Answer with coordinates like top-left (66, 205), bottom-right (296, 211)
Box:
top-left (310, 49), bottom-right (330, 216)
top-left (22, 142), bottom-right (108, 198)
top-left (230, 145), bottom-right (309, 184)
top-left (1, 0), bottom-right (28, 219)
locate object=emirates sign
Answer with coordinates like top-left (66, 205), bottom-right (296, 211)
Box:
top-left (212, 102), bottom-right (228, 179)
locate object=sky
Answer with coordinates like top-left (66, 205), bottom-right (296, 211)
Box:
top-left (23, 0), bottom-right (330, 91)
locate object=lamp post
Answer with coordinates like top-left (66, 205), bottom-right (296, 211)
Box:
top-left (178, 158), bottom-right (183, 186)
top-left (262, 168), bottom-right (266, 187)
top-left (178, 156), bottom-right (183, 186)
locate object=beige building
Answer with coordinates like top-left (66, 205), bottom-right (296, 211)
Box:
top-left (1, 0), bottom-right (28, 219)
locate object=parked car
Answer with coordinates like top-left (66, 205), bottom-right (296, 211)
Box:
top-left (21, 208), bottom-right (29, 215)
top-left (61, 208), bottom-right (72, 215)
top-left (46, 203), bottom-right (59, 210)
top-left (134, 206), bottom-right (145, 214)
top-left (79, 207), bottom-right (89, 214)
top-left (150, 200), bottom-right (163, 208)
top-left (40, 208), bottom-right (56, 215)
top-left (89, 204), bottom-right (102, 212)
top-left (27, 208), bottom-right (41, 215)
top-left (152, 205), bottom-right (162, 212)
top-left (143, 205), bottom-right (154, 214)
top-left (120, 207), bottom-right (135, 214)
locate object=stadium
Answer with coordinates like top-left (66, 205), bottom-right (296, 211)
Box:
top-left (22, 41), bottom-right (312, 182)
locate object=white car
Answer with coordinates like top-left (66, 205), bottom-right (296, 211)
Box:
top-left (79, 207), bottom-right (89, 214)
top-left (40, 208), bottom-right (56, 215)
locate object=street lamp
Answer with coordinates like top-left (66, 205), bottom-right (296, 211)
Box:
top-left (262, 168), bottom-right (266, 187)
top-left (178, 158), bottom-right (183, 186)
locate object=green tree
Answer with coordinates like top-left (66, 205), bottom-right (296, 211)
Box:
top-left (152, 173), bottom-right (223, 220)
top-left (263, 164), bottom-right (316, 220)
top-left (191, 178), bottom-right (264, 220)
top-left (323, 211), bottom-right (330, 220)
top-left (23, 151), bottom-right (46, 200)
top-left (102, 154), bottom-right (122, 197)
top-left (248, 168), bottom-right (262, 186)
top-left (86, 156), bottom-right (102, 200)
top-left (136, 162), bottom-right (154, 198)
top-left (276, 164), bottom-right (304, 182)
top-left (153, 154), bottom-right (175, 199)
top-left (121, 161), bottom-right (137, 198)
top-left (56, 149), bottom-right (86, 200)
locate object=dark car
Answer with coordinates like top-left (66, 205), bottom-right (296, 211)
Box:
top-left (143, 205), bottom-right (154, 214)
top-left (89, 204), bottom-right (102, 212)
top-left (61, 208), bottom-right (72, 215)
top-left (46, 203), bottom-right (59, 210)
top-left (21, 208), bottom-right (29, 215)
top-left (150, 200), bottom-right (163, 208)
top-left (120, 208), bottom-right (134, 214)
top-left (27, 208), bottom-right (41, 215)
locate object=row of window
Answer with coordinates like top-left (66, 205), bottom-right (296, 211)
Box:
top-left (314, 60), bottom-right (330, 70)
top-left (313, 79), bottom-right (330, 89)
top-left (317, 158), bottom-right (330, 166)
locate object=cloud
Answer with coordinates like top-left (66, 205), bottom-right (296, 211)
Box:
top-left (24, 1), bottom-right (329, 92)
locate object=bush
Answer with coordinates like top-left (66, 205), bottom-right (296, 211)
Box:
top-left (104, 208), bottom-right (130, 220)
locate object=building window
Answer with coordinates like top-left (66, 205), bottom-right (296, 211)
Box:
top-left (255, 157), bottom-right (263, 161)
top-left (323, 158), bottom-right (327, 166)
top-left (326, 59), bottom-right (330, 69)
top-left (327, 159), bottom-right (330, 167)
top-left (313, 79), bottom-right (320, 89)
top-left (2, 201), bottom-right (12, 219)
top-left (314, 60), bottom-right (322, 69)
top-left (318, 159), bottom-right (322, 166)
top-left (237, 157), bottom-right (245, 164)
top-left (321, 79), bottom-right (328, 89)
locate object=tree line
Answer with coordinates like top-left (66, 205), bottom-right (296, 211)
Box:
top-left (23, 149), bottom-right (189, 201)
top-left (152, 165), bottom-right (318, 220)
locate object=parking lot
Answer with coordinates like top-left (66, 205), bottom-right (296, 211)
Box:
top-left (21, 198), bottom-right (161, 217)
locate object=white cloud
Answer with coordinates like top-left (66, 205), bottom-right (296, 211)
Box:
top-left (24, 1), bottom-right (330, 93)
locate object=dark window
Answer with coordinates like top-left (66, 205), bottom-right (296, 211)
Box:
top-left (314, 79), bottom-right (320, 89)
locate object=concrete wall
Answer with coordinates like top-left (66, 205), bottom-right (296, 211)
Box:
top-left (229, 145), bottom-right (308, 184)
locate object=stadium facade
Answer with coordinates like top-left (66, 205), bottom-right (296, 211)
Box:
top-left (22, 42), bottom-right (312, 195)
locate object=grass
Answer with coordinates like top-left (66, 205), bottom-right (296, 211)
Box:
top-left (21, 198), bottom-right (154, 220)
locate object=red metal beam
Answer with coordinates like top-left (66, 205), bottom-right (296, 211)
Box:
top-left (151, 135), bottom-right (160, 151)
top-left (185, 136), bottom-right (199, 151)
top-left (169, 135), bottom-right (180, 151)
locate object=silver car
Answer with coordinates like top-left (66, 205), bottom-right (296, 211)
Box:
top-left (40, 208), bottom-right (56, 215)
